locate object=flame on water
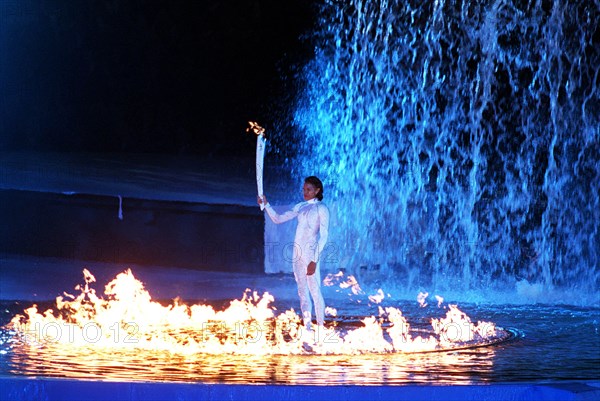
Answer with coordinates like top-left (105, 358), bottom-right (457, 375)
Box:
top-left (368, 289), bottom-right (385, 304)
top-left (433, 305), bottom-right (497, 347)
top-left (7, 269), bottom-right (507, 356)
top-left (323, 271), bottom-right (386, 304)
top-left (324, 306), bottom-right (338, 317)
top-left (417, 292), bottom-right (429, 308)
top-left (324, 271), bottom-right (364, 295)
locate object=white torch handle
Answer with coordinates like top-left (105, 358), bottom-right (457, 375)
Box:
top-left (256, 134), bottom-right (266, 210)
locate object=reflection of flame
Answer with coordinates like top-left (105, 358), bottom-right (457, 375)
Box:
top-left (8, 269), bottom-right (504, 356)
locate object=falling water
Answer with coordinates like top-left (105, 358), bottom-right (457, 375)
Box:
top-left (290, 0), bottom-right (599, 297)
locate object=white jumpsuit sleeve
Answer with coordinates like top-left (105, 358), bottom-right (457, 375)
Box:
top-left (315, 203), bottom-right (330, 263)
top-left (264, 202), bottom-right (300, 224)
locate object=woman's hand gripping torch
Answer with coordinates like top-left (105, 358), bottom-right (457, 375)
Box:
top-left (247, 121), bottom-right (266, 210)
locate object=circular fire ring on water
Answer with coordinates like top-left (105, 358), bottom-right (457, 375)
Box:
top-left (5, 269), bottom-right (518, 357)
top-left (398, 326), bottom-right (517, 353)
top-left (302, 316), bottom-right (519, 355)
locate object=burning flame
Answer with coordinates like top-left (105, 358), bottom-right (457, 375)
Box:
top-left (246, 121), bottom-right (265, 137)
top-left (324, 306), bottom-right (338, 317)
top-left (323, 271), bottom-right (364, 295)
top-left (368, 289), bottom-right (385, 304)
top-left (323, 271), bottom-right (344, 286)
top-left (432, 305), bottom-right (498, 346)
top-left (417, 292), bottom-right (429, 307)
top-left (7, 268), bottom-right (506, 356)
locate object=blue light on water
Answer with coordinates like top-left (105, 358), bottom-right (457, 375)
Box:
top-left (290, 0), bottom-right (599, 298)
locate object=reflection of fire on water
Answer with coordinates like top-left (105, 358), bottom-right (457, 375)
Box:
top-left (7, 269), bottom-right (508, 356)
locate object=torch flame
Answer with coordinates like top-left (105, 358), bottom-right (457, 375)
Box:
top-left (247, 121), bottom-right (266, 137)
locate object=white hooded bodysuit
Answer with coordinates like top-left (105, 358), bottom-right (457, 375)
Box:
top-left (264, 198), bottom-right (329, 327)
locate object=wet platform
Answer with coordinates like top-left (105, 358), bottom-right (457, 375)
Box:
top-left (1, 377), bottom-right (599, 401)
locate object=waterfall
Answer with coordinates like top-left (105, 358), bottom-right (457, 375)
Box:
top-left (290, 0), bottom-right (599, 295)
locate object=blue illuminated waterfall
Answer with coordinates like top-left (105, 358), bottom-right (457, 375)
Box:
top-left (290, 0), bottom-right (599, 295)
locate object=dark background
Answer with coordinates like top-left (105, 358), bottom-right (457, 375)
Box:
top-left (0, 0), bottom-right (317, 157)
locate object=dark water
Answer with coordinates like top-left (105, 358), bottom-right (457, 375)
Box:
top-left (1, 299), bottom-right (598, 385)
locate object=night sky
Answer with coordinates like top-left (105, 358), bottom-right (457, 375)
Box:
top-left (0, 0), bottom-right (317, 157)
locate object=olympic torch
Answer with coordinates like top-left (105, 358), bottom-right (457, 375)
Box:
top-left (247, 121), bottom-right (266, 210)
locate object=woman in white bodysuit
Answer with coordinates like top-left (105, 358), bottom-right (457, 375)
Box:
top-left (258, 176), bottom-right (329, 329)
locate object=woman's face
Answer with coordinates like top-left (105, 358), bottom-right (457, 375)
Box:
top-left (303, 182), bottom-right (320, 201)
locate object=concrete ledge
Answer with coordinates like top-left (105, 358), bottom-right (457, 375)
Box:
top-left (0, 189), bottom-right (264, 274)
top-left (2, 377), bottom-right (599, 401)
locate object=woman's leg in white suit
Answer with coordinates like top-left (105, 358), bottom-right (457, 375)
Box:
top-left (293, 260), bottom-right (313, 328)
top-left (307, 263), bottom-right (325, 326)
